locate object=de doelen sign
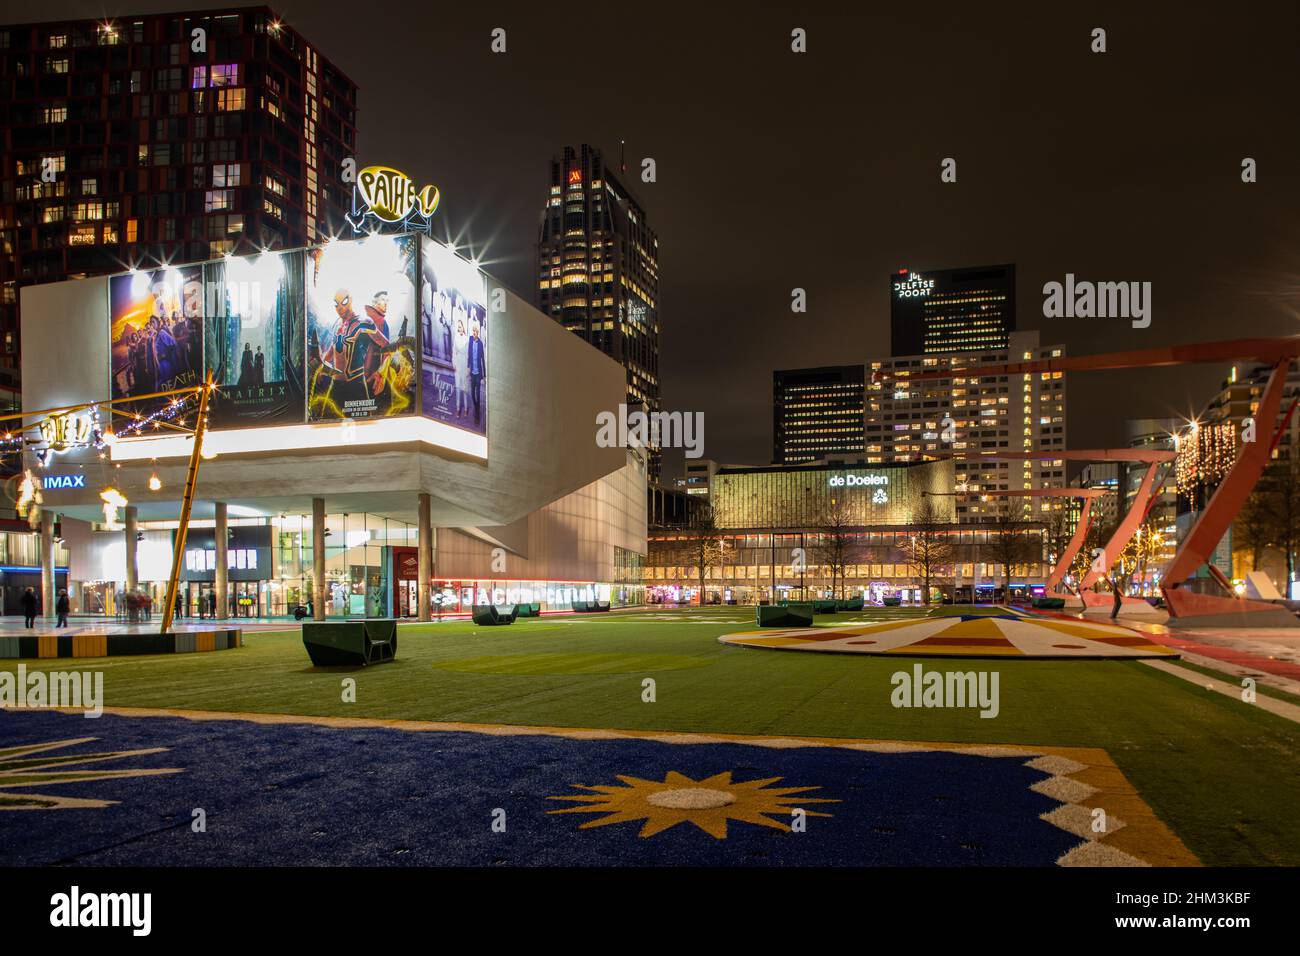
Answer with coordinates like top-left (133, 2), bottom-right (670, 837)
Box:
top-left (828, 474), bottom-right (888, 488)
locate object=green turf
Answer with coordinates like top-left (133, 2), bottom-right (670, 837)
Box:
top-left (4, 606), bottom-right (1299, 865)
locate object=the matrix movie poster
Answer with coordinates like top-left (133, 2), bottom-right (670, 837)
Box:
top-left (204, 250), bottom-right (306, 427)
top-left (306, 235), bottom-right (418, 421)
top-left (109, 265), bottom-right (205, 415)
top-left (420, 236), bottom-right (488, 435)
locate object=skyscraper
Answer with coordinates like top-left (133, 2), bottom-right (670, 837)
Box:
top-left (866, 330), bottom-right (1067, 523)
top-left (537, 144), bottom-right (661, 478)
top-left (0, 7), bottom-right (357, 383)
top-left (890, 264), bottom-right (1016, 356)
top-left (772, 365), bottom-right (865, 465)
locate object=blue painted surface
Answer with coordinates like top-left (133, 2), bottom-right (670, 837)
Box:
top-left (0, 710), bottom-right (1078, 866)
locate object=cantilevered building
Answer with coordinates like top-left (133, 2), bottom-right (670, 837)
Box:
top-left (772, 365), bottom-right (865, 464)
top-left (0, 7), bottom-right (357, 382)
top-left (537, 144), bottom-right (661, 478)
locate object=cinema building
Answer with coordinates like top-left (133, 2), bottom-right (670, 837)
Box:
top-left (646, 459), bottom-right (1051, 605)
top-left (20, 232), bottom-right (646, 620)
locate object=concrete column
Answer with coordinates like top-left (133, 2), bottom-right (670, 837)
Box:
top-left (40, 511), bottom-right (56, 620)
top-left (214, 502), bottom-right (228, 622)
top-left (124, 506), bottom-right (139, 591)
top-left (417, 493), bottom-right (432, 621)
top-left (312, 497), bottom-right (326, 621)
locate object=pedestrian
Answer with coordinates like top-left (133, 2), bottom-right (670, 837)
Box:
top-left (56, 589), bottom-right (70, 628)
top-left (208, 590), bottom-right (217, 619)
top-left (21, 587), bottom-right (37, 629)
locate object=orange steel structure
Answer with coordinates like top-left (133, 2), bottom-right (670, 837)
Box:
top-left (877, 336), bottom-right (1300, 615)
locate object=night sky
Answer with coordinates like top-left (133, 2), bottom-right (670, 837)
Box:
top-left (6, 1), bottom-right (1299, 478)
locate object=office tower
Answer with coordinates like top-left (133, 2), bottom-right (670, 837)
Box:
top-left (537, 143), bottom-right (661, 478)
top-left (890, 264), bottom-right (1015, 357)
top-left (0, 6), bottom-right (357, 381)
top-left (866, 330), bottom-right (1067, 523)
top-left (772, 365), bottom-right (866, 465)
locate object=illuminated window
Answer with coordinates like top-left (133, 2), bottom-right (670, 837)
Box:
top-left (42, 105), bottom-right (67, 123)
top-left (212, 163), bottom-right (241, 187)
top-left (216, 87), bottom-right (245, 111)
top-left (210, 64), bottom-right (238, 87)
top-left (204, 189), bottom-right (233, 212)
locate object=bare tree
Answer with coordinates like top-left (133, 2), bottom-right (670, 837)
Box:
top-left (981, 500), bottom-right (1036, 596)
top-left (1254, 458), bottom-right (1300, 584)
top-left (905, 496), bottom-right (954, 605)
top-left (1117, 512), bottom-right (1164, 593)
top-left (1236, 488), bottom-right (1274, 573)
top-left (816, 499), bottom-right (859, 599)
top-left (687, 502), bottom-right (726, 607)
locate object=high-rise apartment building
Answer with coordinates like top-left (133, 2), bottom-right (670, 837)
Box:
top-left (0, 7), bottom-right (357, 380)
top-left (772, 365), bottom-right (865, 465)
top-left (866, 330), bottom-right (1067, 523)
top-left (890, 264), bottom-right (1015, 356)
top-left (537, 143), bottom-right (660, 478)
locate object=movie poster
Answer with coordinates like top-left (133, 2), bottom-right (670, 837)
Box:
top-left (204, 250), bottom-right (306, 427)
top-left (109, 266), bottom-right (205, 415)
top-left (306, 235), bottom-right (418, 421)
top-left (419, 236), bottom-right (488, 435)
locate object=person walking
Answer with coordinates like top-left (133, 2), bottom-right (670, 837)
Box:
top-left (56, 589), bottom-right (70, 628)
top-left (21, 587), bottom-right (37, 628)
top-left (208, 590), bottom-right (217, 619)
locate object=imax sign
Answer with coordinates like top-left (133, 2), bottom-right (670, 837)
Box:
top-left (828, 474), bottom-right (889, 488)
top-left (40, 474), bottom-right (86, 490)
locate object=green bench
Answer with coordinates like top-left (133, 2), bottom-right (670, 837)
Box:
top-left (302, 620), bottom-right (397, 666)
top-left (514, 602), bottom-right (542, 617)
top-left (1032, 597), bottom-right (1067, 610)
top-left (756, 603), bottom-right (815, 628)
top-left (472, 604), bottom-right (517, 626)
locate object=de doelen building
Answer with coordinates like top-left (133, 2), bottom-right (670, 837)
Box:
top-left (21, 229), bottom-right (646, 619)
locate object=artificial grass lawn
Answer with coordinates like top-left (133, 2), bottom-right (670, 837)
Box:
top-left (5, 606), bottom-right (1300, 866)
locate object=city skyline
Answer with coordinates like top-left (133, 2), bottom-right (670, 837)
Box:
top-left (1, 1), bottom-right (1296, 480)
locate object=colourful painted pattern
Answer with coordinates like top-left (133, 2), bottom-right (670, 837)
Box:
top-left (721, 607), bottom-right (1178, 659)
top-left (0, 708), bottom-right (1196, 866)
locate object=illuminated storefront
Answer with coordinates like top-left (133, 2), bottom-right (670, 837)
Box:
top-left (647, 460), bottom-right (1049, 604)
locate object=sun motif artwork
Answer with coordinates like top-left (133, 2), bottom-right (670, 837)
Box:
top-left (548, 770), bottom-right (837, 839)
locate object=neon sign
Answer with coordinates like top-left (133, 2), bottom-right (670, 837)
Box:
top-left (349, 165), bottom-right (440, 235)
top-left (893, 274), bottom-right (935, 299)
top-left (828, 474), bottom-right (889, 487)
top-left (38, 412), bottom-right (93, 453)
